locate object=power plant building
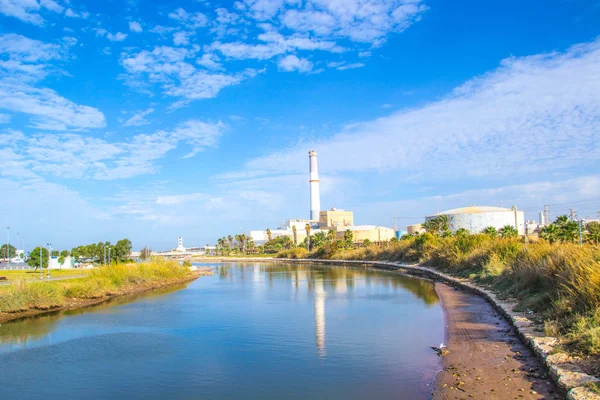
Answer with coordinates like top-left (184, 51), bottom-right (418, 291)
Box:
top-left (426, 206), bottom-right (525, 235)
top-left (246, 150), bottom-right (395, 246)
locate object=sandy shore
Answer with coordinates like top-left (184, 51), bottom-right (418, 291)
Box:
top-left (433, 283), bottom-right (562, 399)
top-left (0, 268), bottom-right (213, 324)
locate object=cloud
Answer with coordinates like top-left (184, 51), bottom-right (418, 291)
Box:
top-left (129, 21), bottom-right (143, 32)
top-left (327, 61), bottom-right (365, 70)
top-left (168, 7), bottom-right (208, 28)
top-left (1, 119), bottom-right (226, 181)
top-left (156, 192), bottom-right (207, 205)
top-left (0, 81), bottom-right (106, 130)
top-left (123, 107), bottom-right (155, 127)
top-left (278, 54), bottom-right (313, 73)
top-left (120, 46), bottom-right (261, 106)
top-left (0, 33), bottom-right (68, 81)
top-left (196, 53), bottom-right (222, 70)
top-left (218, 38), bottom-right (600, 186)
top-left (173, 31), bottom-right (190, 46)
top-left (106, 32), bottom-right (127, 42)
top-left (0, 113), bottom-right (10, 123)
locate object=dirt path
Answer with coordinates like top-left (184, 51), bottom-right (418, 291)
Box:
top-left (433, 283), bottom-right (562, 400)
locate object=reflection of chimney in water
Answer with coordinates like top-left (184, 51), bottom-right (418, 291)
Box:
top-left (314, 278), bottom-right (326, 357)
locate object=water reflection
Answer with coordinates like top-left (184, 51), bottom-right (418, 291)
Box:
top-left (214, 263), bottom-right (440, 356)
top-left (0, 283), bottom-right (189, 350)
top-left (314, 277), bottom-right (326, 357)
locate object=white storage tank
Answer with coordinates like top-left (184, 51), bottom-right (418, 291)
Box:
top-left (426, 206), bottom-right (525, 235)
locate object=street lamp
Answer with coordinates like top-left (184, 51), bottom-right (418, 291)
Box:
top-left (6, 226), bottom-right (10, 270)
top-left (46, 243), bottom-right (52, 279)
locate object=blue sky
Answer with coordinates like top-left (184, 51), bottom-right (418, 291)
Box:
top-left (1, 0), bottom-right (600, 251)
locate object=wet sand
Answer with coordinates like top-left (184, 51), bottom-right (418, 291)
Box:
top-left (433, 283), bottom-right (562, 399)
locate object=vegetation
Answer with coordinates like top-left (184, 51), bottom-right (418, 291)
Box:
top-left (0, 259), bottom-right (191, 314)
top-left (274, 215), bottom-right (600, 356)
top-left (70, 238), bottom-right (133, 263)
top-left (27, 246), bottom-right (49, 270)
top-left (0, 244), bottom-right (17, 260)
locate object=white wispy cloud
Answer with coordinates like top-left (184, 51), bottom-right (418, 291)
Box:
top-left (123, 108), bottom-right (155, 127)
top-left (217, 38), bottom-right (600, 187)
top-left (0, 81), bottom-right (106, 130)
top-left (120, 45), bottom-right (262, 107)
top-left (106, 32), bottom-right (127, 42)
top-left (0, 119), bottom-right (226, 180)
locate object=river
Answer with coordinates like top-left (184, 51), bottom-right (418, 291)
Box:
top-left (0, 262), bottom-right (445, 399)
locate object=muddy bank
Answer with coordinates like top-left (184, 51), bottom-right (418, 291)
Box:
top-left (432, 283), bottom-right (560, 399)
top-left (0, 268), bottom-right (213, 324)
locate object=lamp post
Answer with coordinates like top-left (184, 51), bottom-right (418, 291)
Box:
top-left (39, 246), bottom-right (43, 280)
top-left (46, 243), bottom-right (51, 279)
top-left (6, 226), bottom-right (10, 270)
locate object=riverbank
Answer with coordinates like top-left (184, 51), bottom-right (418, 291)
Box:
top-left (0, 260), bottom-right (213, 324)
top-left (433, 283), bottom-right (560, 399)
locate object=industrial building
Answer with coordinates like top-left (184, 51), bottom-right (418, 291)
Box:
top-left (425, 206), bottom-right (525, 235)
top-left (247, 150), bottom-right (395, 246)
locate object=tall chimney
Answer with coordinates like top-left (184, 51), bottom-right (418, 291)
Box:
top-left (309, 150), bottom-right (320, 221)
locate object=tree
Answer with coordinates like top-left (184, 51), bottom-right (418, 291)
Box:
top-left (266, 229), bottom-right (272, 242)
top-left (423, 215), bottom-right (450, 235)
top-left (228, 235), bottom-right (233, 250)
top-left (58, 250), bottom-right (70, 267)
top-left (114, 239), bottom-right (132, 262)
top-left (311, 231), bottom-right (327, 249)
top-left (1, 244), bottom-right (17, 260)
top-left (140, 247), bottom-right (152, 260)
top-left (540, 224), bottom-right (558, 243)
top-left (305, 223), bottom-right (311, 250)
top-left (292, 225), bottom-right (297, 245)
top-left (327, 229), bottom-right (336, 243)
top-left (482, 226), bottom-right (497, 238)
top-left (454, 228), bottom-right (470, 237)
top-left (586, 221), bottom-right (600, 245)
top-left (28, 246), bottom-right (49, 270)
top-left (499, 225), bottom-right (518, 238)
top-left (363, 239), bottom-right (371, 247)
top-left (344, 229), bottom-right (353, 247)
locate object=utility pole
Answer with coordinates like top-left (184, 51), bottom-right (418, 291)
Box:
top-left (579, 219), bottom-right (584, 247)
top-left (543, 205), bottom-right (549, 226)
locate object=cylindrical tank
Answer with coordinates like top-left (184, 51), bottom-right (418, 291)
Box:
top-left (425, 206), bottom-right (525, 235)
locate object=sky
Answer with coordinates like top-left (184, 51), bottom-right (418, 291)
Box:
top-left (0, 0), bottom-right (600, 251)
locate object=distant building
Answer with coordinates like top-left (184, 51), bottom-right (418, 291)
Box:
top-left (319, 208), bottom-right (354, 230)
top-left (341, 225), bottom-right (395, 242)
top-left (426, 206), bottom-right (525, 235)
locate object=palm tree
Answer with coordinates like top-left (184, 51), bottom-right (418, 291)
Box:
top-left (305, 223), bottom-right (311, 250)
top-left (586, 221), bottom-right (600, 245)
top-left (499, 225), bottom-right (518, 238)
top-left (266, 229), bottom-right (272, 242)
top-left (292, 225), bottom-right (297, 245)
top-left (540, 224), bottom-right (558, 243)
top-left (482, 226), bottom-right (497, 237)
top-left (228, 235), bottom-right (233, 249)
top-left (327, 229), bottom-right (336, 243)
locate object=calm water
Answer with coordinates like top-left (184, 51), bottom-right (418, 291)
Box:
top-left (0, 263), bottom-right (444, 400)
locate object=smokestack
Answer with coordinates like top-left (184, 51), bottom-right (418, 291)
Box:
top-left (309, 150), bottom-right (320, 221)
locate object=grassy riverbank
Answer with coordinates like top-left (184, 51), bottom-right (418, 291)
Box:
top-left (279, 235), bottom-right (600, 357)
top-left (0, 259), bottom-right (194, 315)
top-left (0, 269), bottom-right (89, 281)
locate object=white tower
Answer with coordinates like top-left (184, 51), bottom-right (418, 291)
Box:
top-left (176, 236), bottom-right (185, 252)
top-left (309, 150), bottom-right (321, 221)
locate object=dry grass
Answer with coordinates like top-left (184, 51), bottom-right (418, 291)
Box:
top-left (279, 235), bottom-right (600, 355)
top-left (0, 259), bottom-right (191, 313)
